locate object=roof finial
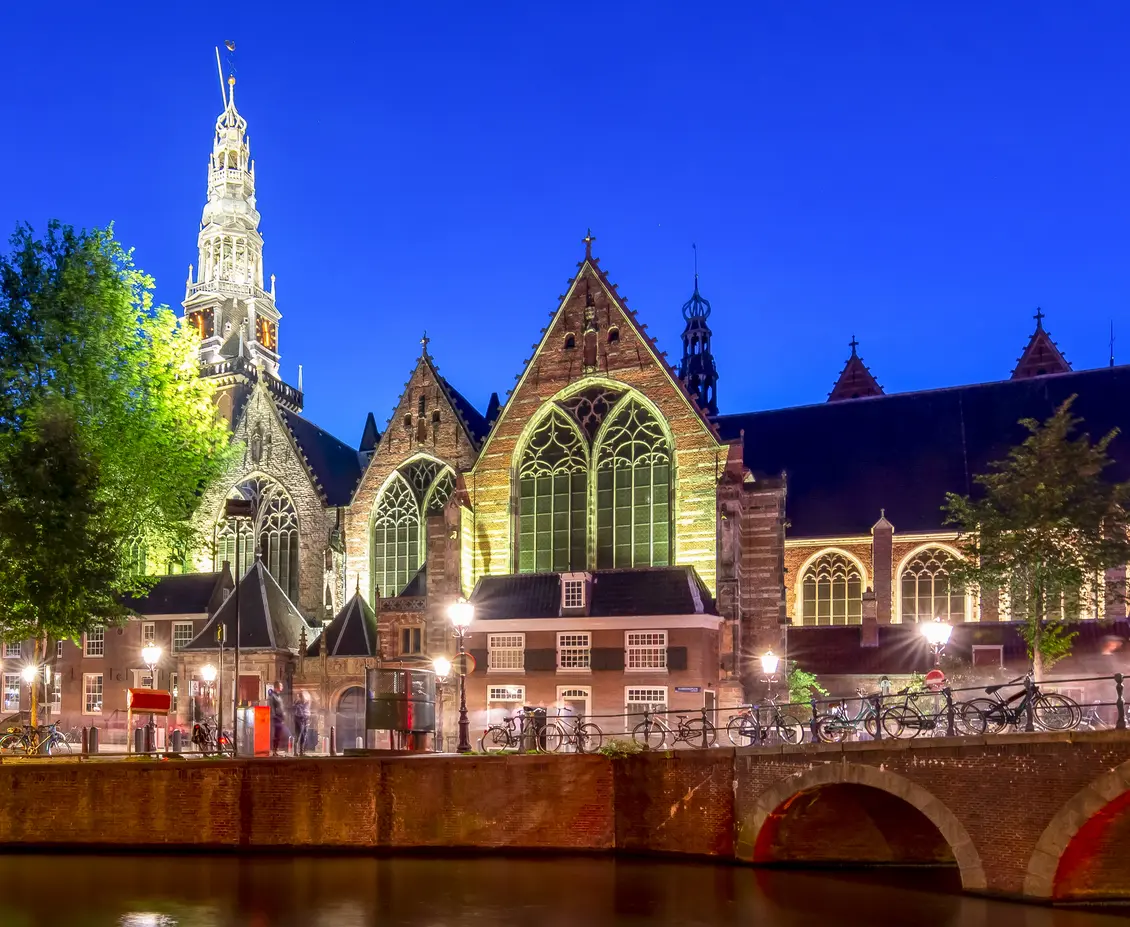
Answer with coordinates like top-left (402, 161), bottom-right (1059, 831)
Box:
top-left (420, 331), bottom-right (430, 355)
top-left (1034, 306), bottom-right (1045, 330)
top-left (849, 334), bottom-right (859, 356)
top-left (582, 229), bottom-right (596, 260)
top-left (692, 242), bottom-right (699, 291)
top-left (1111, 320), bottom-right (1116, 368)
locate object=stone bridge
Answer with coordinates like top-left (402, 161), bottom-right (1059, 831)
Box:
top-left (2, 732), bottom-right (1129, 904)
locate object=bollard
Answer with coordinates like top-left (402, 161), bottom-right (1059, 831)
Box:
top-left (89, 726), bottom-right (99, 754)
top-left (1116, 673), bottom-right (1126, 731)
top-left (170, 729), bottom-right (182, 753)
top-left (134, 727), bottom-right (145, 754)
top-left (1024, 675), bottom-right (1036, 732)
top-left (81, 727), bottom-right (89, 757)
top-left (872, 695), bottom-right (883, 740)
top-left (329, 725), bottom-right (337, 757)
top-left (944, 688), bottom-right (956, 737)
top-left (288, 735), bottom-right (294, 755)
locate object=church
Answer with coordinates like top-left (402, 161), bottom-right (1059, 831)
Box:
top-left (15, 71), bottom-right (1130, 746)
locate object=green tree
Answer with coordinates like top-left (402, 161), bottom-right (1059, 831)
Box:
top-left (0, 222), bottom-right (233, 722)
top-left (787, 663), bottom-right (829, 706)
top-left (944, 398), bottom-right (1130, 678)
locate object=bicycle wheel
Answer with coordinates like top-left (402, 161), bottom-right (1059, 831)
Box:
top-left (862, 715), bottom-right (879, 739)
top-left (481, 726), bottom-right (512, 754)
top-left (0, 733), bottom-right (23, 753)
top-left (632, 720), bottom-right (666, 750)
top-left (1034, 693), bottom-right (1079, 731)
top-left (815, 716), bottom-right (846, 744)
top-left (726, 715), bottom-right (759, 747)
top-left (47, 735), bottom-right (71, 756)
top-left (682, 718), bottom-right (717, 748)
top-left (880, 705), bottom-right (915, 739)
top-left (576, 722), bottom-right (603, 754)
top-left (776, 714), bottom-right (804, 745)
top-left (543, 721), bottom-right (566, 753)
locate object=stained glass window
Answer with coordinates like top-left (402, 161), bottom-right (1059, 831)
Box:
top-left (372, 475), bottom-right (420, 598)
top-left (800, 552), bottom-right (863, 626)
top-left (517, 412), bottom-right (588, 573)
top-left (899, 548), bottom-right (965, 623)
top-left (214, 477), bottom-right (299, 602)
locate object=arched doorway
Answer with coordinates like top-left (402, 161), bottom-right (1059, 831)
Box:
top-left (335, 686), bottom-right (366, 751)
top-left (741, 764), bottom-right (986, 892)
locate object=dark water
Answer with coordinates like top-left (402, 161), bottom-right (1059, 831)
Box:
top-left (0, 854), bottom-right (1124, 927)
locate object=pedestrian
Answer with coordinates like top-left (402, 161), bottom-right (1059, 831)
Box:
top-left (268, 681), bottom-right (288, 756)
top-left (293, 691), bottom-right (310, 756)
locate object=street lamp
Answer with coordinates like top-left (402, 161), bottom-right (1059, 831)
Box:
top-left (432, 655), bottom-right (453, 753)
top-left (921, 619), bottom-right (953, 667)
top-left (447, 598), bottom-right (474, 754)
top-left (20, 664), bottom-right (37, 686)
top-left (431, 656), bottom-right (452, 680)
top-left (760, 650), bottom-right (781, 701)
top-left (141, 644), bottom-right (162, 689)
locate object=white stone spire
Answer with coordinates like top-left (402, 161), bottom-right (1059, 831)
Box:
top-left (183, 71), bottom-right (281, 378)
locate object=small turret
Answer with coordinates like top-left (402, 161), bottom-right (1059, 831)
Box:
top-left (677, 249), bottom-right (718, 415)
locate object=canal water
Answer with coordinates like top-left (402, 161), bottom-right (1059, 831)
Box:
top-left (0, 854), bottom-right (1124, 926)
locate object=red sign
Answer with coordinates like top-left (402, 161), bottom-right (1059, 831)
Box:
top-left (924, 670), bottom-right (946, 691)
top-left (127, 688), bottom-right (173, 712)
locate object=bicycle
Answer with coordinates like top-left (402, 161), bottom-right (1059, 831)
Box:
top-left (479, 714), bottom-right (524, 753)
top-left (958, 677), bottom-right (1080, 735)
top-left (1079, 701), bottom-right (1111, 731)
top-left (726, 698), bottom-right (803, 747)
top-left (544, 712), bottom-right (603, 754)
top-left (879, 687), bottom-right (947, 739)
top-left (814, 690), bottom-right (880, 743)
top-left (632, 707), bottom-right (717, 750)
top-left (191, 716), bottom-right (232, 755)
top-left (0, 723), bottom-right (71, 756)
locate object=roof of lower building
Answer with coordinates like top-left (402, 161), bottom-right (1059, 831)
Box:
top-left (469, 566), bottom-right (716, 620)
top-left (717, 365), bottom-right (1130, 537)
top-left (121, 570), bottom-right (232, 616)
top-left (183, 559), bottom-right (311, 652)
top-left (307, 591), bottom-right (377, 657)
top-left (280, 409), bottom-right (364, 506)
top-left (438, 375), bottom-right (491, 446)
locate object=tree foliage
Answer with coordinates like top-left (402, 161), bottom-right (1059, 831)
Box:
top-left (944, 398), bottom-right (1130, 676)
top-left (787, 663), bottom-right (829, 705)
top-left (0, 222), bottom-right (233, 648)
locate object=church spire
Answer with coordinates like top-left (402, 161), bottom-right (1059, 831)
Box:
top-left (677, 245), bottom-right (719, 415)
top-left (1011, 308), bottom-right (1071, 380)
top-left (183, 53), bottom-right (284, 386)
top-left (828, 335), bottom-right (883, 402)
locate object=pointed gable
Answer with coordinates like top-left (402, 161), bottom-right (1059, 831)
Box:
top-left (828, 337), bottom-right (884, 402)
top-left (1012, 309), bottom-right (1071, 380)
top-left (306, 590), bottom-right (378, 657)
top-left (184, 559), bottom-right (310, 652)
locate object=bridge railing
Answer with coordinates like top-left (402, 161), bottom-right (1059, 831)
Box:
top-left (496, 672), bottom-right (1128, 751)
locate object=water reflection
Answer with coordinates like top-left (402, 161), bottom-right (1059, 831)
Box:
top-left (0, 854), bottom-right (1123, 927)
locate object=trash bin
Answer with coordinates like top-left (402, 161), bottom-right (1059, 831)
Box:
top-left (522, 707), bottom-right (547, 752)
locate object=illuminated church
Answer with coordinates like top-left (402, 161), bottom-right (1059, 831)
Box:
top-left (30, 69), bottom-right (1130, 740)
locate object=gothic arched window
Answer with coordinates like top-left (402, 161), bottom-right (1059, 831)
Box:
top-left (127, 536), bottom-right (148, 576)
top-left (594, 399), bottom-right (672, 569)
top-left (517, 411), bottom-right (588, 573)
top-left (372, 475), bottom-right (419, 599)
top-left (900, 547), bottom-right (965, 624)
top-left (800, 552), bottom-right (863, 626)
top-left (214, 477), bottom-right (300, 603)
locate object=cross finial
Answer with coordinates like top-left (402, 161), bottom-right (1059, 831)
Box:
top-left (583, 229), bottom-right (596, 259)
top-left (420, 331), bottom-right (430, 354)
top-left (692, 242), bottom-right (698, 289)
top-left (849, 334), bottom-right (859, 356)
top-left (1034, 307), bottom-right (1045, 330)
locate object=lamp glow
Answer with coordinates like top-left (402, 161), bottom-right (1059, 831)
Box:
top-left (921, 619), bottom-right (953, 648)
top-left (432, 655), bottom-right (452, 680)
top-left (200, 663), bottom-right (217, 684)
top-left (20, 664), bottom-right (37, 684)
top-left (447, 598), bottom-right (475, 629)
top-left (760, 651), bottom-right (780, 676)
top-left (141, 644), bottom-right (162, 669)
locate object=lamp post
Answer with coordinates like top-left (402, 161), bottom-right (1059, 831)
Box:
top-left (224, 496), bottom-right (255, 758)
top-left (760, 650), bottom-right (781, 701)
top-left (141, 643), bottom-right (162, 753)
top-left (201, 662), bottom-right (219, 743)
top-left (432, 656), bottom-right (452, 753)
top-left (447, 598), bottom-right (474, 754)
top-left (921, 619), bottom-right (953, 667)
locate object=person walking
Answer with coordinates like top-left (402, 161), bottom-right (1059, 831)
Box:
top-left (293, 691), bottom-right (310, 756)
top-left (268, 681), bottom-right (288, 756)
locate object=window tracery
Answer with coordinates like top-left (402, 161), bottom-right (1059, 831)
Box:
top-left (800, 552), bottom-right (863, 626)
top-left (899, 547), bottom-right (965, 623)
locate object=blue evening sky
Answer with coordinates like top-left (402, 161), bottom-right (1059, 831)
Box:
top-left (3, 3), bottom-right (1128, 445)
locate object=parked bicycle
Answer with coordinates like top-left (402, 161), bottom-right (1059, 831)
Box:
top-left (1079, 701), bottom-right (1112, 731)
top-left (814, 690), bottom-right (880, 742)
top-left (879, 687), bottom-right (948, 739)
top-left (632, 706), bottom-right (717, 750)
top-left (480, 714), bottom-right (524, 753)
top-left (958, 677), bottom-right (1080, 734)
top-left (191, 716), bottom-right (232, 755)
top-left (544, 711), bottom-right (603, 754)
top-left (0, 722), bottom-right (71, 756)
top-left (726, 698), bottom-right (803, 747)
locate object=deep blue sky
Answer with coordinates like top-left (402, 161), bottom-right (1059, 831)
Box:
top-left (4, 3), bottom-right (1128, 445)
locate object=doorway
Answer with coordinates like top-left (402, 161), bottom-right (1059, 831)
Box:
top-left (557, 686), bottom-right (592, 720)
top-left (336, 686), bottom-right (366, 751)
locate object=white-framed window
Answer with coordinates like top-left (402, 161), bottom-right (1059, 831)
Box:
top-left (626, 686), bottom-right (668, 716)
top-left (172, 622), bottom-right (195, 653)
top-left (3, 674), bottom-right (20, 712)
top-left (84, 628), bottom-right (105, 658)
top-left (557, 686), bottom-right (592, 719)
top-left (562, 576), bottom-right (586, 609)
top-left (557, 632), bottom-right (591, 671)
top-left (626, 631), bottom-right (667, 671)
top-left (141, 622), bottom-right (156, 646)
top-left (170, 672), bottom-right (178, 711)
top-left (83, 674), bottom-right (103, 714)
top-left (3, 642), bottom-right (20, 658)
top-left (487, 633), bottom-right (525, 672)
top-left (56, 640), bottom-right (64, 659)
top-left (49, 674), bottom-right (61, 714)
top-left (487, 684), bottom-right (526, 725)
top-left (972, 645), bottom-right (1004, 668)
top-left (133, 669), bottom-right (155, 689)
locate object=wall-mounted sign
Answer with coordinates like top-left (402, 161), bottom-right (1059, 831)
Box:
top-left (674, 686), bottom-right (702, 693)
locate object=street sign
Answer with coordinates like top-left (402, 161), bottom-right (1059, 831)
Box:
top-left (674, 686), bottom-right (702, 693)
top-left (924, 669), bottom-right (946, 691)
top-left (453, 652), bottom-right (476, 676)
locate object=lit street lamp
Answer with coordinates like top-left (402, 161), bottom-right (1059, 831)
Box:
top-left (447, 598), bottom-right (474, 754)
top-left (141, 643), bottom-right (162, 689)
top-left (760, 650), bottom-right (781, 701)
top-left (20, 664), bottom-right (37, 686)
top-left (921, 619), bottom-right (953, 667)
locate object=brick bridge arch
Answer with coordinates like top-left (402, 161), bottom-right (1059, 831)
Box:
top-left (1023, 758), bottom-right (1130, 901)
top-left (739, 762), bottom-right (987, 892)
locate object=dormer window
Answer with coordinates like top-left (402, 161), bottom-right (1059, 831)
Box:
top-left (561, 572), bottom-right (589, 612)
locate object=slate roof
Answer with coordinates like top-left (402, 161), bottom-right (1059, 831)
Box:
top-left (183, 559), bottom-right (311, 652)
top-left (280, 410), bottom-right (364, 506)
top-left (438, 375), bottom-right (491, 446)
top-left (717, 365), bottom-right (1130, 537)
top-left (307, 592), bottom-right (378, 657)
top-left (121, 571), bottom-right (231, 616)
top-left (469, 566), bottom-right (717, 620)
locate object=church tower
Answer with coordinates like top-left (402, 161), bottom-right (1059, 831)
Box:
top-left (678, 267), bottom-right (719, 416)
top-left (183, 69), bottom-right (300, 422)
